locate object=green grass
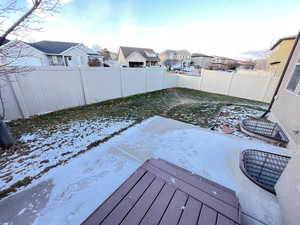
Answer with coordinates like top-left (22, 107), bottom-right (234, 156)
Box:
top-left (1, 88), bottom-right (269, 199)
top-left (8, 88), bottom-right (268, 137)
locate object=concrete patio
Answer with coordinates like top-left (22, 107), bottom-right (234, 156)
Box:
top-left (0, 116), bottom-right (289, 225)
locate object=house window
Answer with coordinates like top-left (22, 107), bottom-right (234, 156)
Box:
top-left (47, 55), bottom-right (64, 66)
top-left (287, 62), bottom-right (300, 92)
top-left (64, 56), bottom-right (72, 66)
top-left (88, 56), bottom-right (101, 67)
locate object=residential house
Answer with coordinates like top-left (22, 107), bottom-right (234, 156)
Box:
top-left (159, 49), bottom-right (192, 67)
top-left (176, 49), bottom-right (192, 66)
top-left (254, 58), bottom-right (269, 70)
top-left (267, 35), bottom-right (296, 76)
top-left (208, 56), bottom-right (238, 71)
top-left (236, 60), bottom-right (255, 70)
top-left (266, 31), bottom-right (300, 225)
top-left (268, 34), bottom-right (300, 150)
top-left (159, 50), bottom-right (179, 67)
top-left (98, 48), bottom-right (116, 61)
top-left (191, 53), bottom-right (213, 69)
top-left (118, 46), bottom-right (160, 67)
top-left (0, 40), bottom-right (103, 67)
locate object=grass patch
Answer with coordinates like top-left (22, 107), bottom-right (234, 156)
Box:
top-left (1, 88), bottom-right (268, 199)
top-left (8, 88), bottom-right (267, 137)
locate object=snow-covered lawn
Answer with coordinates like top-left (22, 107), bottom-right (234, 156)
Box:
top-left (0, 116), bottom-right (289, 225)
top-left (0, 117), bottom-right (134, 195)
top-left (2, 88), bottom-right (269, 199)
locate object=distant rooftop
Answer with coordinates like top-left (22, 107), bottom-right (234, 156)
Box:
top-left (192, 53), bottom-right (213, 58)
top-left (120, 46), bottom-right (160, 61)
top-left (27, 40), bottom-right (80, 54)
top-left (160, 49), bottom-right (177, 55)
top-left (161, 49), bottom-right (191, 55)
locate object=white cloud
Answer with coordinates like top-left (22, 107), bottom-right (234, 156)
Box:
top-left (20, 6), bottom-right (300, 57)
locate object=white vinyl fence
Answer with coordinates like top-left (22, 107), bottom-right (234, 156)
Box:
top-left (2, 67), bottom-right (177, 121)
top-left (2, 67), bottom-right (278, 121)
top-left (177, 70), bottom-right (279, 103)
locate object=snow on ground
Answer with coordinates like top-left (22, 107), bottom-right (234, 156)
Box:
top-left (212, 104), bottom-right (268, 137)
top-left (0, 116), bottom-right (289, 225)
top-left (165, 99), bottom-right (268, 140)
top-left (0, 118), bottom-right (134, 191)
top-left (1, 88), bottom-right (270, 200)
top-left (0, 145), bottom-right (139, 225)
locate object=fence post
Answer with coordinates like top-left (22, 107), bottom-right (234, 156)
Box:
top-left (119, 67), bottom-right (124, 97)
top-left (162, 68), bottom-right (165, 89)
top-left (145, 67), bottom-right (148, 92)
top-left (199, 69), bottom-right (205, 90)
top-left (7, 74), bottom-right (30, 119)
top-left (175, 73), bottom-right (179, 88)
top-left (227, 72), bottom-right (235, 96)
top-left (78, 67), bottom-right (87, 105)
top-left (262, 74), bottom-right (275, 103)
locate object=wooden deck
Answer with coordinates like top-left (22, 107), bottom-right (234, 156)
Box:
top-left (81, 159), bottom-right (242, 225)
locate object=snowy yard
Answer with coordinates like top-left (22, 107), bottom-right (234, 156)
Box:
top-left (1, 88), bottom-right (269, 203)
top-left (0, 116), bottom-right (288, 225)
top-left (0, 118), bottom-right (134, 194)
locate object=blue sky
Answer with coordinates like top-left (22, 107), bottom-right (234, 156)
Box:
top-left (12, 0), bottom-right (300, 57)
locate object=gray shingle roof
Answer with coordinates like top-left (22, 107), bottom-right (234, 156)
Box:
top-left (120, 46), bottom-right (159, 61)
top-left (27, 41), bottom-right (79, 54)
top-left (192, 53), bottom-right (213, 58)
top-left (176, 49), bottom-right (191, 55)
top-left (161, 50), bottom-right (177, 55)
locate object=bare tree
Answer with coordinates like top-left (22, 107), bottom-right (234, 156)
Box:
top-left (0, 0), bottom-right (60, 148)
top-left (0, 0), bottom-right (60, 44)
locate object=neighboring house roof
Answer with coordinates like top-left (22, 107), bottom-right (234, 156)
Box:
top-left (270, 35), bottom-right (297, 50)
top-left (161, 49), bottom-right (177, 55)
top-left (192, 53), bottom-right (213, 58)
top-left (120, 46), bottom-right (160, 61)
top-left (88, 53), bottom-right (102, 56)
top-left (176, 49), bottom-right (191, 55)
top-left (27, 41), bottom-right (79, 54)
top-left (212, 55), bottom-right (236, 61)
top-left (160, 49), bottom-right (191, 58)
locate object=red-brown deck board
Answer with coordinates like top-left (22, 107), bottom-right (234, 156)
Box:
top-left (81, 159), bottom-right (242, 225)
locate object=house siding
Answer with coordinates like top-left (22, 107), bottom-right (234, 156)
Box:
top-left (1, 41), bottom-right (100, 67)
top-left (63, 45), bottom-right (88, 66)
top-left (275, 149), bottom-right (300, 225)
top-left (267, 39), bottom-right (295, 76)
top-left (270, 33), bottom-right (300, 225)
top-left (62, 44), bottom-right (102, 67)
top-left (191, 56), bottom-right (212, 69)
top-left (159, 50), bottom-right (191, 66)
top-left (0, 41), bottom-right (47, 66)
top-left (269, 35), bottom-right (300, 150)
top-left (118, 49), bottom-right (128, 66)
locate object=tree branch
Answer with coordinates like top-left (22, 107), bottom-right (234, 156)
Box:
top-left (0, 1), bottom-right (42, 45)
